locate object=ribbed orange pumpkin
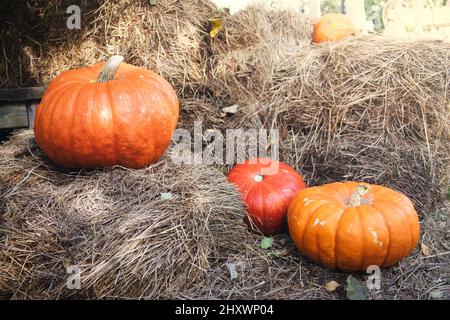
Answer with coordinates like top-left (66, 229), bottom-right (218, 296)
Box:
top-left (228, 158), bottom-right (306, 235)
top-left (34, 56), bottom-right (179, 169)
top-left (288, 182), bottom-right (420, 271)
top-left (312, 14), bottom-right (358, 43)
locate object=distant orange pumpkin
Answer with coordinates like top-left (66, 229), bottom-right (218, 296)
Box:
top-left (312, 14), bottom-right (358, 43)
top-left (288, 182), bottom-right (420, 271)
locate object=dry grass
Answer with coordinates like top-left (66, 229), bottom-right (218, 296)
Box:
top-left (280, 131), bottom-right (448, 215)
top-left (0, 0), bottom-right (218, 96)
top-left (0, 2), bottom-right (449, 301)
top-left (210, 34), bottom-right (450, 214)
top-left (2, 131), bottom-right (447, 300)
top-left (0, 130), bottom-right (247, 299)
top-left (209, 5), bottom-right (312, 102)
top-left (181, 204), bottom-right (449, 300)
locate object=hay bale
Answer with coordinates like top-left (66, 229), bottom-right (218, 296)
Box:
top-left (280, 131), bottom-right (448, 214)
top-left (0, 0), bottom-right (218, 96)
top-left (210, 34), bottom-right (449, 214)
top-left (209, 5), bottom-right (312, 102)
top-left (267, 36), bottom-right (450, 138)
top-left (0, 130), bottom-right (247, 299)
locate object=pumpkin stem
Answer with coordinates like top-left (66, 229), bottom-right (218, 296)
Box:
top-left (97, 55), bottom-right (124, 83)
top-left (254, 174), bottom-right (263, 182)
top-left (348, 185), bottom-right (369, 207)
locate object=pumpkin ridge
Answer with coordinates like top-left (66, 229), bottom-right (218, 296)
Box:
top-left (82, 83), bottom-right (102, 166)
top-left (357, 206), bottom-right (366, 271)
top-left (302, 202), bottom-right (330, 260)
top-left (377, 198), bottom-right (417, 253)
top-left (105, 81), bottom-right (120, 167)
top-left (136, 75), bottom-right (180, 154)
top-left (315, 203), bottom-right (341, 267)
top-left (90, 84), bottom-right (108, 165)
top-left (259, 184), bottom-right (268, 234)
top-left (63, 84), bottom-right (87, 166)
top-left (49, 85), bottom-right (84, 166)
top-left (123, 80), bottom-right (156, 165)
top-left (138, 73), bottom-right (178, 112)
top-left (332, 206), bottom-right (346, 269)
top-left (41, 85), bottom-right (69, 156)
top-left (73, 83), bottom-right (96, 167)
top-left (371, 205), bottom-right (392, 267)
top-left (41, 69), bottom-right (89, 103)
top-left (377, 200), bottom-right (414, 262)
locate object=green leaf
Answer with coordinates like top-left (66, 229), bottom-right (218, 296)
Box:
top-left (266, 249), bottom-right (288, 258)
top-left (260, 237), bottom-right (273, 250)
top-left (430, 290), bottom-right (443, 300)
top-left (346, 275), bottom-right (368, 300)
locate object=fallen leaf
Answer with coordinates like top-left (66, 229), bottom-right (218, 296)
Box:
top-left (430, 289), bottom-right (443, 300)
top-left (266, 249), bottom-right (288, 258)
top-left (62, 259), bottom-right (70, 270)
top-left (260, 237), bottom-right (273, 250)
top-left (325, 280), bottom-right (340, 292)
top-left (208, 18), bottom-right (222, 38)
top-left (421, 242), bottom-right (430, 256)
top-left (346, 275), bottom-right (368, 300)
top-left (160, 192), bottom-right (173, 200)
top-left (222, 104), bottom-right (238, 114)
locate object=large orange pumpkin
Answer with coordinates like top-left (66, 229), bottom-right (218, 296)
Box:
top-left (228, 158), bottom-right (307, 235)
top-left (288, 182), bottom-right (420, 271)
top-left (312, 14), bottom-right (358, 43)
top-left (34, 56), bottom-right (179, 169)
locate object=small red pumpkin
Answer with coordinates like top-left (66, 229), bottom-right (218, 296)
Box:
top-left (227, 158), bottom-right (307, 235)
top-left (34, 56), bottom-right (179, 169)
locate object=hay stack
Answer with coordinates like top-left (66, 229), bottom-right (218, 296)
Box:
top-left (0, 0), bottom-right (218, 95)
top-left (280, 131), bottom-right (448, 213)
top-left (274, 37), bottom-right (450, 213)
top-left (0, 130), bottom-right (247, 299)
top-left (209, 5), bottom-right (313, 102)
top-left (210, 32), bottom-right (449, 213)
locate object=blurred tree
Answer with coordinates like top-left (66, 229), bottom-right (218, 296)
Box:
top-left (320, 0), bottom-right (388, 31)
top-left (365, 0), bottom-right (386, 31)
top-left (321, 0), bottom-right (341, 13)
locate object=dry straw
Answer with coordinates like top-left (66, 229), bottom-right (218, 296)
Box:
top-left (0, 0), bottom-right (218, 96)
top-left (0, 131), bottom-right (247, 299)
top-left (210, 31), bottom-right (450, 214)
top-left (181, 204), bottom-right (449, 300)
top-left (0, 1), bottom-right (449, 300)
top-left (209, 5), bottom-right (312, 102)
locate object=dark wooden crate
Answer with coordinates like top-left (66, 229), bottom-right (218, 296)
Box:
top-left (0, 86), bottom-right (44, 130)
